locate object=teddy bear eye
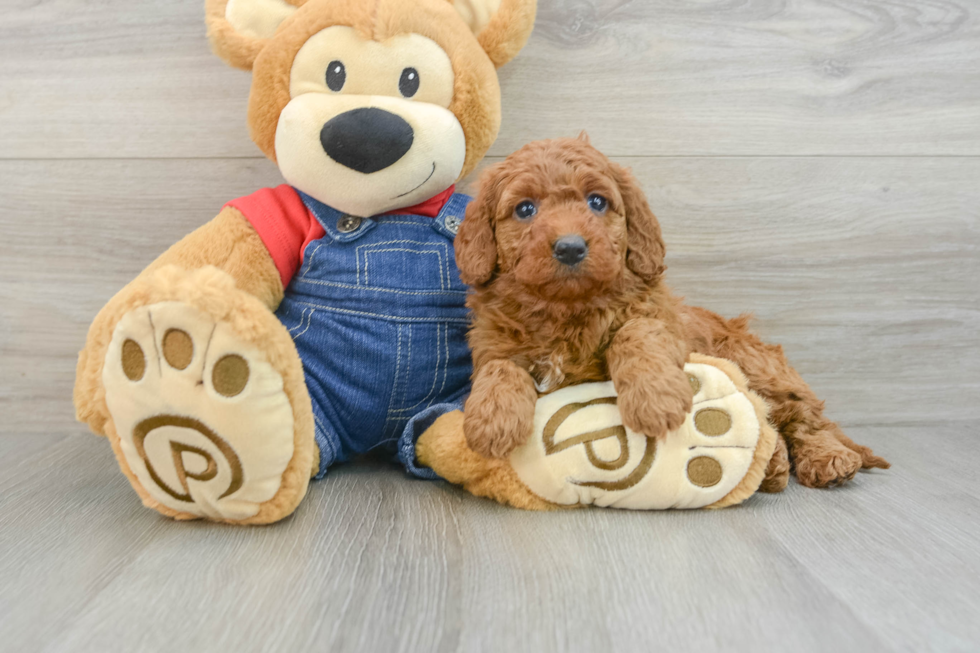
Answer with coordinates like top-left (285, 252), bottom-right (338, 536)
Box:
top-left (587, 194), bottom-right (608, 214)
top-left (514, 200), bottom-right (537, 221)
top-left (399, 67), bottom-right (420, 98)
top-left (326, 60), bottom-right (346, 92)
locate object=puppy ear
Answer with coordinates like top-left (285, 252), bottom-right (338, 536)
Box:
top-left (577, 130), bottom-right (591, 144)
top-left (613, 164), bottom-right (666, 282)
top-left (206, 0), bottom-right (302, 70)
top-left (455, 172), bottom-right (501, 287)
top-left (452, 0), bottom-right (538, 68)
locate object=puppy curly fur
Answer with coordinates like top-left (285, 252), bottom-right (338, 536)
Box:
top-left (455, 136), bottom-right (889, 489)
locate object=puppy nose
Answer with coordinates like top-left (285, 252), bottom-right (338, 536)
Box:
top-left (320, 107), bottom-right (414, 174)
top-left (552, 235), bottom-right (589, 266)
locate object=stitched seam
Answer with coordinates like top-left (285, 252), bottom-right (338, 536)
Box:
top-left (361, 239), bottom-right (447, 246)
top-left (200, 324), bottom-right (218, 381)
top-left (290, 301), bottom-right (469, 323)
top-left (442, 245), bottom-right (449, 290)
top-left (374, 220), bottom-right (433, 228)
top-left (435, 322), bottom-right (450, 408)
top-left (364, 249), bottom-right (446, 289)
top-left (356, 242), bottom-right (363, 286)
top-left (146, 310), bottom-right (162, 377)
top-left (382, 325), bottom-right (404, 436)
top-left (291, 309), bottom-right (315, 340)
top-left (356, 241), bottom-right (448, 260)
top-left (389, 323), bottom-right (442, 413)
top-left (300, 241), bottom-right (331, 277)
top-left (401, 325), bottom-right (413, 410)
top-left (389, 323), bottom-right (446, 414)
top-left (287, 307), bottom-right (309, 334)
top-left (356, 240), bottom-right (450, 290)
top-left (291, 278), bottom-right (465, 297)
top-left (313, 412), bottom-right (337, 461)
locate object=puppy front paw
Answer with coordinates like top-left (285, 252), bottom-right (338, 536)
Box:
top-left (464, 360), bottom-right (539, 458)
top-left (616, 369), bottom-right (693, 439)
top-left (463, 390), bottom-right (536, 459)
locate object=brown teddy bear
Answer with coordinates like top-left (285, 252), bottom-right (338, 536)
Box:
top-left (73, 0), bottom-right (538, 524)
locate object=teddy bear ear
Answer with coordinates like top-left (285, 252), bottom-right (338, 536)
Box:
top-left (451, 0), bottom-right (537, 68)
top-left (205, 0), bottom-right (304, 70)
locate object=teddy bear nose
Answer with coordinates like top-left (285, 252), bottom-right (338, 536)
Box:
top-left (552, 235), bottom-right (589, 266)
top-left (320, 107), bottom-right (415, 174)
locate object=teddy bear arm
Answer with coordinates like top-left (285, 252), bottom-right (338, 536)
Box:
top-left (74, 207), bottom-right (283, 435)
top-left (140, 206), bottom-right (284, 309)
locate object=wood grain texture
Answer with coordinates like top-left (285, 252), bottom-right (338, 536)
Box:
top-left (1, 0), bottom-right (979, 650)
top-left (1, 0), bottom-right (979, 158)
top-left (2, 156), bottom-right (976, 436)
top-left (0, 429), bottom-right (977, 653)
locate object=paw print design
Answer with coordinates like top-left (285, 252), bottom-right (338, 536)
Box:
top-left (102, 301), bottom-right (296, 521)
top-left (509, 362), bottom-right (765, 509)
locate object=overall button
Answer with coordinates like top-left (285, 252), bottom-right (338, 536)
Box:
top-left (444, 215), bottom-right (461, 235)
top-left (337, 215), bottom-right (362, 233)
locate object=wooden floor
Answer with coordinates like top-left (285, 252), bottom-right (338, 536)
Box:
top-left (1, 0), bottom-right (978, 651)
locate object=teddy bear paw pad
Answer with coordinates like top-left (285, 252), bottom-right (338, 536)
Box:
top-left (509, 362), bottom-right (762, 510)
top-left (103, 301), bottom-right (295, 521)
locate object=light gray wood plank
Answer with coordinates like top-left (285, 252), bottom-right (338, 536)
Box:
top-left (2, 156), bottom-right (976, 437)
top-left (0, 435), bottom-right (893, 653)
top-left (444, 494), bottom-right (887, 653)
top-left (507, 0), bottom-right (980, 156)
top-left (0, 435), bottom-right (176, 653)
top-left (1, 0), bottom-right (979, 158)
top-left (0, 426), bottom-right (975, 652)
top-left (754, 423), bottom-right (980, 652)
top-left (0, 433), bottom-right (70, 477)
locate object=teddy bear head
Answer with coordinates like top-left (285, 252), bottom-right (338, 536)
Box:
top-left (206, 0), bottom-right (536, 217)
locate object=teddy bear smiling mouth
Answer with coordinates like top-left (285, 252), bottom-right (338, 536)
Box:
top-left (394, 162), bottom-right (437, 199)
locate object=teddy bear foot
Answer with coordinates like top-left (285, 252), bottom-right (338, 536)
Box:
top-left (511, 356), bottom-right (776, 509)
top-left (419, 354), bottom-right (778, 511)
top-left (101, 266), bottom-right (316, 524)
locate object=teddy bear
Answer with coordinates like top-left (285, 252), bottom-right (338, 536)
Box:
top-left (73, 0), bottom-right (539, 524)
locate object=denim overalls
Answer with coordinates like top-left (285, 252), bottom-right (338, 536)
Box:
top-left (275, 191), bottom-right (473, 479)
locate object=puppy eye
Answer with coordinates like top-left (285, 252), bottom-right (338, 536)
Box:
top-left (399, 67), bottom-right (420, 98)
top-left (514, 200), bottom-right (537, 221)
top-left (326, 60), bottom-right (346, 92)
top-left (587, 194), bottom-right (608, 214)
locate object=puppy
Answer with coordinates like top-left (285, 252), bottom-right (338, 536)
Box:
top-left (454, 136), bottom-right (890, 489)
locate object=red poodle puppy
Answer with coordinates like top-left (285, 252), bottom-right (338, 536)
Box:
top-left (455, 136), bottom-right (889, 488)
